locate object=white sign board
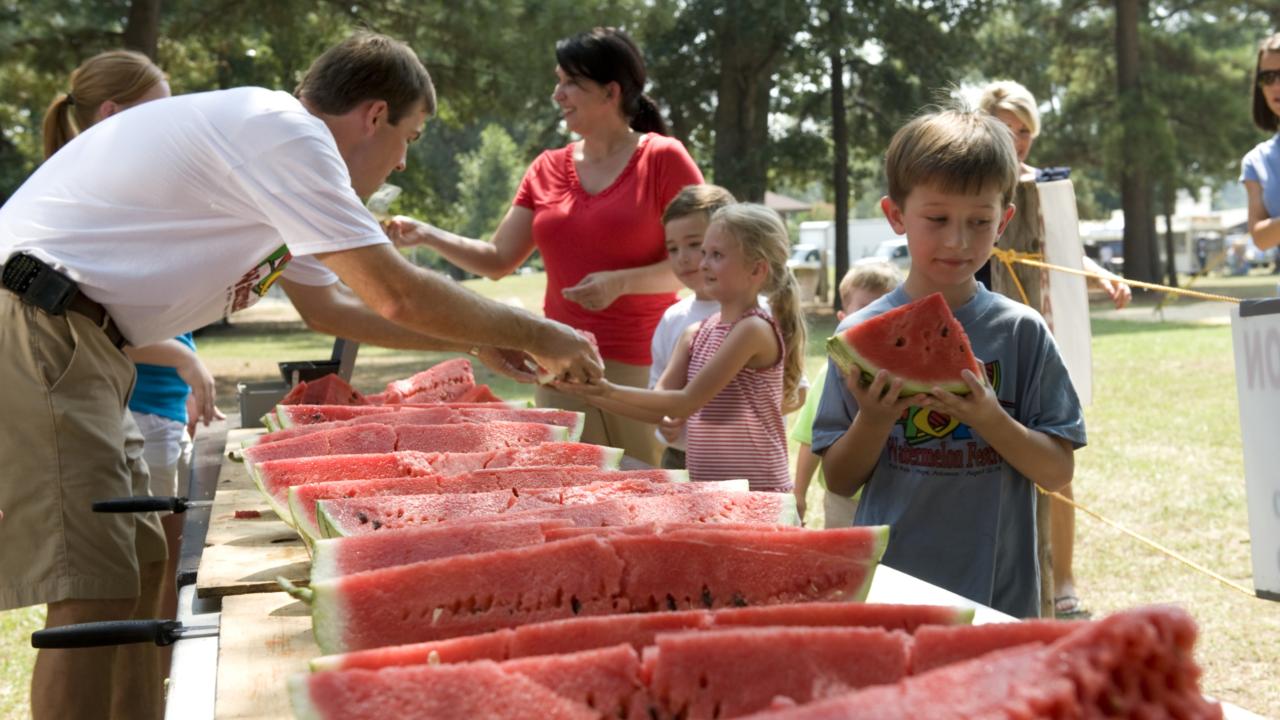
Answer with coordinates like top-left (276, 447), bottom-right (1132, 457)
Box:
top-left (1038, 180), bottom-right (1093, 407)
top-left (1230, 298), bottom-right (1280, 601)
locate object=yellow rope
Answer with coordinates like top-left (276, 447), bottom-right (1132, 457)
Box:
top-left (987, 246), bottom-right (1254, 597)
top-left (988, 248), bottom-right (1243, 304)
top-left (1038, 486), bottom-right (1256, 598)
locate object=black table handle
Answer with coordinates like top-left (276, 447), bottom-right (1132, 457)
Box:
top-left (32, 620), bottom-right (183, 649)
top-left (92, 496), bottom-right (186, 514)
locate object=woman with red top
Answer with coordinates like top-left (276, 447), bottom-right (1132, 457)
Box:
top-left (389, 27), bottom-right (703, 464)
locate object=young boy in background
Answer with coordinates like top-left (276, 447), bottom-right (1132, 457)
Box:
top-left (791, 261), bottom-right (899, 526)
top-left (811, 107), bottom-right (1086, 617)
top-left (649, 184), bottom-right (737, 469)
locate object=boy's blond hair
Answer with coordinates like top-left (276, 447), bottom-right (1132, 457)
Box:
top-left (662, 184), bottom-right (736, 225)
top-left (885, 107), bottom-right (1020, 207)
top-left (838, 262), bottom-right (901, 303)
top-left (978, 80), bottom-right (1040, 138)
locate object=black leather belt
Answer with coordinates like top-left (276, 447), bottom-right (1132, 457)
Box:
top-left (2, 253), bottom-right (128, 350)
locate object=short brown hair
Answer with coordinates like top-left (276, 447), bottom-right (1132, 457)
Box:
top-left (885, 107), bottom-right (1020, 207)
top-left (662, 184), bottom-right (736, 225)
top-left (838, 262), bottom-right (901, 302)
top-left (1252, 34), bottom-right (1280, 132)
top-left (296, 32), bottom-right (436, 125)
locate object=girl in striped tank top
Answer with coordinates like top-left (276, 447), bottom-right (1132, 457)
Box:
top-left (558, 203), bottom-right (806, 491)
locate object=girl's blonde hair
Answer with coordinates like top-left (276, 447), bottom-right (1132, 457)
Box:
top-left (978, 80), bottom-right (1040, 138)
top-left (708, 203), bottom-right (807, 408)
top-left (42, 49), bottom-right (165, 159)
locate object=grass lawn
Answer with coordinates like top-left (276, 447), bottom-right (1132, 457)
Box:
top-left (1, 270), bottom-right (1278, 718)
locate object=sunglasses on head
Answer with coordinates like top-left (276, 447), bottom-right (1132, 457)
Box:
top-left (1258, 69), bottom-right (1280, 87)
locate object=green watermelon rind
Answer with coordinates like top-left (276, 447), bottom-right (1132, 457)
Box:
top-left (850, 524), bottom-right (892, 602)
top-left (288, 487), bottom-right (327, 549)
top-left (309, 537), bottom-right (342, 584)
top-left (566, 411), bottom-right (586, 443)
top-left (286, 673), bottom-right (323, 720)
top-left (826, 334), bottom-right (971, 397)
top-left (309, 579), bottom-right (349, 655)
top-left (316, 502), bottom-right (349, 539)
top-left (664, 469), bottom-right (690, 483)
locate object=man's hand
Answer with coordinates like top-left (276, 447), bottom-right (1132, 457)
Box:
top-left (176, 355), bottom-right (223, 428)
top-left (561, 271), bottom-right (625, 312)
top-left (529, 320), bottom-right (604, 384)
top-left (473, 346), bottom-right (538, 383)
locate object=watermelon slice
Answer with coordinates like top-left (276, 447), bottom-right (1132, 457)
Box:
top-left (257, 443), bottom-right (623, 504)
top-left (300, 526), bottom-right (888, 653)
top-left (315, 481), bottom-right (758, 538)
top-left (243, 421), bottom-right (570, 479)
top-left (310, 518), bottom-right (573, 582)
top-left (278, 374), bottom-right (367, 406)
top-left (270, 400), bottom-right (526, 429)
top-left (454, 383), bottom-right (503, 403)
top-left (826, 292), bottom-right (982, 396)
top-left (910, 618), bottom-right (1082, 674)
top-left (646, 626), bottom-right (911, 718)
top-left (380, 358), bottom-right (475, 404)
top-left (248, 407), bottom-right (585, 447)
top-left (288, 661), bottom-right (597, 720)
top-left (738, 605), bottom-right (1221, 720)
top-left (310, 602), bottom-right (969, 674)
top-left (291, 467), bottom-right (686, 547)
top-left (317, 491), bottom-right (796, 539)
top-left (500, 643), bottom-right (643, 718)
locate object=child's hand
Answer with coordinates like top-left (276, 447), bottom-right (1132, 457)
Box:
top-left (844, 368), bottom-right (924, 427)
top-left (553, 377), bottom-right (615, 398)
top-left (658, 415), bottom-right (686, 443)
top-left (920, 369), bottom-right (1003, 431)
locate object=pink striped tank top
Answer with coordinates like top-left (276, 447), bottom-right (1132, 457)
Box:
top-left (685, 307), bottom-right (792, 492)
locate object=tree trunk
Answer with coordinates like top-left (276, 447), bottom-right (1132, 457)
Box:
top-left (1114, 0), bottom-right (1159, 283)
top-left (1163, 191), bottom-right (1178, 288)
top-left (123, 0), bottom-right (162, 60)
top-left (829, 0), bottom-right (849, 312)
top-left (710, 1), bottom-right (796, 202)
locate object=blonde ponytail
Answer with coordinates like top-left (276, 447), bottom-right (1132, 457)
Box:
top-left (42, 49), bottom-right (165, 159)
top-left (708, 203), bottom-right (808, 407)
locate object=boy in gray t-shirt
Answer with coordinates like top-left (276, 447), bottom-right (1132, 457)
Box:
top-left (812, 108), bottom-right (1086, 618)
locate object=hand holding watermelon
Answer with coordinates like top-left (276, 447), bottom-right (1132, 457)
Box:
top-left (471, 346), bottom-right (539, 383)
top-left (842, 367), bottom-right (926, 427)
top-left (528, 322), bottom-right (603, 384)
top-left (919, 368), bottom-right (1003, 432)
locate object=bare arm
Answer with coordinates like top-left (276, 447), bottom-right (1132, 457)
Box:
top-left (793, 442), bottom-right (819, 521)
top-left (562, 316), bottom-right (777, 419)
top-left (124, 339), bottom-right (219, 426)
top-left (1080, 255), bottom-right (1132, 309)
top-left (560, 260), bottom-right (685, 312)
top-left (820, 370), bottom-right (920, 497)
top-left (313, 244), bottom-right (600, 382)
top-left (1245, 181), bottom-right (1280, 251)
top-left (385, 206), bottom-right (537, 280)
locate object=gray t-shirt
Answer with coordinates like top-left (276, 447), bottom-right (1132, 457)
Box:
top-left (812, 285), bottom-right (1086, 617)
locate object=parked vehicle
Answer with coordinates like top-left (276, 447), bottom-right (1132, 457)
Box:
top-left (856, 238), bottom-right (911, 272)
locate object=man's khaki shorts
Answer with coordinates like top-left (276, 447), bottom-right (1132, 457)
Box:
top-left (0, 293), bottom-right (167, 610)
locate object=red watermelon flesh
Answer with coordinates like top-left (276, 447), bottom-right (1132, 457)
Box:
top-left (308, 527), bottom-right (888, 654)
top-left (309, 601), bottom-right (968, 674)
top-left (289, 476), bottom-right (446, 539)
top-left (272, 401), bottom-right (521, 429)
top-left (253, 407), bottom-right (585, 447)
top-left (310, 518), bottom-right (573, 582)
top-left (910, 619), bottom-right (1082, 674)
top-left (244, 421), bottom-right (568, 477)
top-left (287, 661), bottom-right (597, 720)
top-left (455, 384), bottom-right (502, 403)
top-left (647, 626), bottom-right (911, 719)
top-left (279, 374), bottom-right (367, 406)
top-left (316, 483), bottom-right (767, 538)
top-left (381, 358), bottom-right (475, 404)
top-left (543, 522), bottom-right (800, 541)
top-left (827, 291), bottom-right (982, 396)
top-left (500, 643), bottom-right (644, 718)
top-left (738, 605), bottom-right (1222, 720)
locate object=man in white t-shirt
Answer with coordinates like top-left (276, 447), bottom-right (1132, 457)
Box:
top-left (0, 33), bottom-right (601, 720)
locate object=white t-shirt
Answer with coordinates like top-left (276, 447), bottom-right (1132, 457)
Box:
top-left (0, 87), bottom-right (388, 346)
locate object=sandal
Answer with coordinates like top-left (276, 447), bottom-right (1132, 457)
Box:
top-left (1054, 594), bottom-right (1092, 620)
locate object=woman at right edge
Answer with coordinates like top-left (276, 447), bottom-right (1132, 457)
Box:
top-left (389, 28), bottom-right (703, 466)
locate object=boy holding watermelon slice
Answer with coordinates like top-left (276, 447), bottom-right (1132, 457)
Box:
top-left (812, 108), bottom-right (1086, 618)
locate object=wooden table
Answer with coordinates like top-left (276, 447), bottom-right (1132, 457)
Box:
top-left (195, 427), bottom-right (312, 598)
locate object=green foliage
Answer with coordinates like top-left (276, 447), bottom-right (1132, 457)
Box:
top-left (456, 124), bottom-right (524, 240)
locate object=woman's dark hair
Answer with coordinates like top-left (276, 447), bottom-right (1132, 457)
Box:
top-left (555, 27), bottom-right (667, 135)
top-left (1252, 33), bottom-right (1280, 132)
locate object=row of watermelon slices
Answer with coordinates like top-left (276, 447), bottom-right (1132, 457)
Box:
top-left (239, 361), bottom-right (1221, 719)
